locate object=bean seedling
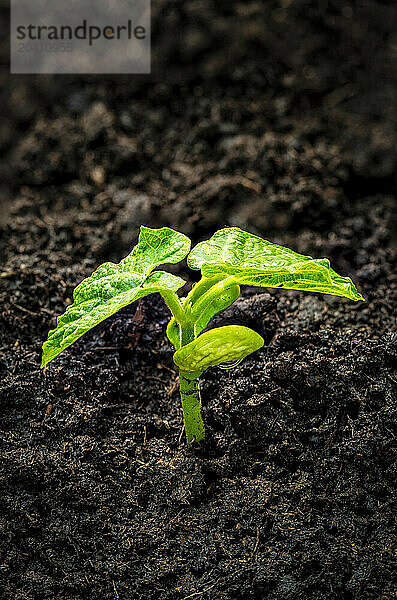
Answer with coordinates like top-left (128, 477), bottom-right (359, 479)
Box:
top-left (41, 226), bottom-right (363, 443)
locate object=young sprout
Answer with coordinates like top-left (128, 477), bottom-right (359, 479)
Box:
top-left (41, 226), bottom-right (364, 443)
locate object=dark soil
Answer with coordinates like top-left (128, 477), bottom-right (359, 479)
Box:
top-left (1, 1), bottom-right (396, 599)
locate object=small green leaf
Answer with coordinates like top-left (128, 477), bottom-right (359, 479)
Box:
top-left (173, 325), bottom-right (264, 378)
top-left (41, 226), bottom-right (190, 367)
top-left (166, 279), bottom-right (241, 349)
top-left (188, 228), bottom-right (364, 301)
top-left (193, 283), bottom-right (240, 337)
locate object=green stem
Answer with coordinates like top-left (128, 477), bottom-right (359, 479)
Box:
top-left (164, 279), bottom-right (238, 444)
top-left (180, 321), bottom-right (195, 346)
top-left (160, 290), bottom-right (186, 325)
top-left (179, 370), bottom-right (205, 444)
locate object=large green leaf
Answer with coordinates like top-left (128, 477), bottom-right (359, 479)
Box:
top-left (188, 227), bottom-right (364, 301)
top-left (41, 226), bottom-right (190, 367)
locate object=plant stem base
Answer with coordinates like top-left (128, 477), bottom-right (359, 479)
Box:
top-left (179, 371), bottom-right (205, 444)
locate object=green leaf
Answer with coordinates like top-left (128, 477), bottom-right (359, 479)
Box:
top-left (193, 282), bottom-right (241, 337)
top-left (173, 325), bottom-right (264, 378)
top-left (41, 226), bottom-right (190, 367)
top-left (188, 227), bottom-right (364, 301)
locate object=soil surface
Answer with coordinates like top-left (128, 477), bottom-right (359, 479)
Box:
top-left (1, 1), bottom-right (396, 599)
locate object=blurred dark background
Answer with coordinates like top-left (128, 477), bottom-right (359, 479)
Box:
top-left (1, 0), bottom-right (396, 249)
